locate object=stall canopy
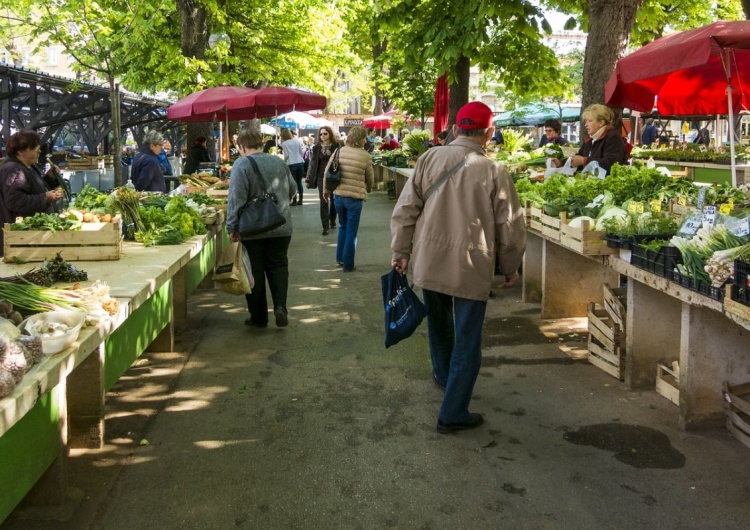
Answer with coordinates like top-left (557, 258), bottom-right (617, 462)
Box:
top-left (605, 20), bottom-right (750, 185)
top-left (166, 86), bottom-right (259, 122)
top-left (225, 86), bottom-right (327, 118)
top-left (269, 111), bottom-right (333, 130)
top-left (493, 104), bottom-right (581, 127)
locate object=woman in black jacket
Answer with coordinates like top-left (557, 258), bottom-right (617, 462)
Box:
top-left (0, 130), bottom-right (64, 254)
top-left (305, 126), bottom-right (339, 236)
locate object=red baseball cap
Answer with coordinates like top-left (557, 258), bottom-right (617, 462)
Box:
top-left (456, 101), bottom-right (494, 130)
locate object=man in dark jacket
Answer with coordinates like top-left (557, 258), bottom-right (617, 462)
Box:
top-left (183, 136), bottom-right (212, 174)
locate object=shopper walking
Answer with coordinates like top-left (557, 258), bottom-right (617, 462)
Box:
top-left (324, 125), bottom-right (373, 272)
top-left (131, 130), bottom-right (166, 192)
top-left (305, 126), bottom-right (339, 235)
top-left (226, 129), bottom-right (297, 328)
top-left (280, 129), bottom-right (306, 206)
top-left (390, 102), bottom-right (526, 434)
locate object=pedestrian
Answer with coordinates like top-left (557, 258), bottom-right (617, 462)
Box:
top-left (0, 130), bottom-right (65, 253)
top-left (323, 125), bottom-right (374, 272)
top-left (390, 101), bottom-right (526, 434)
top-left (641, 118), bottom-right (657, 146)
top-left (183, 136), bottom-right (212, 175)
top-left (305, 126), bottom-right (339, 235)
top-left (280, 129), bottom-right (306, 206)
top-left (226, 128), bottom-right (297, 329)
top-left (131, 130), bottom-right (167, 192)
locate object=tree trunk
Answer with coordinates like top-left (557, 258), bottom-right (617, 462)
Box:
top-left (373, 41), bottom-right (386, 115)
top-left (581, 0), bottom-right (642, 137)
top-left (176, 0), bottom-right (214, 161)
top-left (448, 55), bottom-right (470, 126)
top-left (743, 0), bottom-right (750, 19)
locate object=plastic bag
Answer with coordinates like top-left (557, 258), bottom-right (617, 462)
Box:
top-left (581, 160), bottom-right (607, 179)
top-left (216, 242), bottom-right (254, 295)
top-left (381, 269), bottom-right (428, 348)
top-left (544, 157), bottom-right (577, 179)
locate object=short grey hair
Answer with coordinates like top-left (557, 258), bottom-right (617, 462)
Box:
top-left (143, 130), bottom-right (164, 147)
top-left (238, 129), bottom-right (264, 150)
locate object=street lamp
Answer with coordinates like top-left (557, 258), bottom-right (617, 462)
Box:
top-left (209, 32), bottom-right (231, 162)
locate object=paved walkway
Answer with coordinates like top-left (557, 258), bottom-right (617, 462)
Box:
top-left (6, 191), bottom-right (750, 529)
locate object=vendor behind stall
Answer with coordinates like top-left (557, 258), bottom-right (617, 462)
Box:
top-left (131, 130), bottom-right (167, 192)
top-left (0, 130), bottom-right (65, 253)
top-left (551, 104), bottom-right (627, 174)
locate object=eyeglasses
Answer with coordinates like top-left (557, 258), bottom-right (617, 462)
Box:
top-left (320, 132), bottom-right (329, 136)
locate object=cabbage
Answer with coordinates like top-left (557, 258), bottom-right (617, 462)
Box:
top-left (568, 216), bottom-right (596, 230)
top-left (595, 207), bottom-right (628, 231)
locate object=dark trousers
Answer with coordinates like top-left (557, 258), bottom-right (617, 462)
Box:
top-left (317, 177), bottom-right (337, 229)
top-left (289, 163), bottom-right (305, 203)
top-left (242, 236), bottom-right (292, 325)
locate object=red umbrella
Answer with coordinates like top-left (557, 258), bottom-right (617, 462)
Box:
top-left (363, 114), bottom-right (392, 129)
top-left (433, 74), bottom-right (450, 142)
top-left (167, 86), bottom-right (259, 122)
top-left (225, 86), bottom-right (326, 117)
top-left (605, 20), bottom-right (750, 184)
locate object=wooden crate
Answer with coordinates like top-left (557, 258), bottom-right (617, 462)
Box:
top-left (527, 203), bottom-right (543, 233)
top-left (725, 285), bottom-right (750, 323)
top-left (723, 380), bottom-right (750, 450)
top-left (587, 302), bottom-right (625, 380)
top-left (559, 216), bottom-right (618, 256)
top-left (66, 157), bottom-right (97, 170)
top-left (656, 363), bottom-right (680, 406)
top-left (3, 216), bottom-right (123, 262)
top-left (206, 188), bottom-right (229, 198)
top-left (603, 283), bottom-right (627, 328)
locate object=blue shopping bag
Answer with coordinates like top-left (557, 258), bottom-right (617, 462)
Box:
top-left (381, 269), bottom-right (428, 348)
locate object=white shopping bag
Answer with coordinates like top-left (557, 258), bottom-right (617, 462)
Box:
top-left (544, 157), bottom-right (577, 179)
top-left (581, 160), bottom-right (607, 179)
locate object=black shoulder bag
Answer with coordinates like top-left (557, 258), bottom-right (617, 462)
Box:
top-left (237, 156), bottom-right (287, 237)
top-left (325, 148), bottom-right (342, 192)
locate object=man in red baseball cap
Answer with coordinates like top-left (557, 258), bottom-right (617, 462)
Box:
top-left (390, 101), bottom-right (526, 434)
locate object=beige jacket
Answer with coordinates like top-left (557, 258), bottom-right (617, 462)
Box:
top-left (324, 146), bottom-right (374, 200)
top-left (390, 137), bottom-right (526, 301)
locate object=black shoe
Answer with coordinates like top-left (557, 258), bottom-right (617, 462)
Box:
top-left (274, 307), bottom-right (289, 327)
top-left (437, 413), bottom-right (484, 434)
top-left (322, 229), bottom-right (329, 235)
top-left (244, 317), bottom-right (267, 328)
top-left (330, 222), bottom-right (336, 229)
top-left (336, 261), bottom-right (343, 267)
top-left (432, 372), bottom-right (446, 392)
top-left (342, 267), bottom-right (356, 272)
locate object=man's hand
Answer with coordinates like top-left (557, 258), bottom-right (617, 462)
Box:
top-left (499, 270), bottom-right (520, 289)
top-left (229, 231), bottom-right (240, 243)
top-left (323, 190), bottom-right (331, 202)
top-left (392, 258), bottom-right (409, 275)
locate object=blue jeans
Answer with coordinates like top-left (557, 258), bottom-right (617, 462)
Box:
top-left (289, 163), bottom-right (305, 203)
top-left (333, 195), bottom-right (363, 271)
top-left (422, 289), bottom-right (487, 423)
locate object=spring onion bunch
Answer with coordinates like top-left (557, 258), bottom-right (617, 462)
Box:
top-left (670, 225), bottom-right (748, 284)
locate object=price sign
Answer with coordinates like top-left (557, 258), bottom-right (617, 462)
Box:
top-left (585, 194), bottom-right (606, 208)
top-left (720, 203), bottom-right (733, 215)
top-left (677, 196), bottom-right (687, 207)
top-left (680, 214), bottom-right (703, 235)
top-left (627, 201), bottom-right (645, 214)
top-left (703, 205), bottom-right (717, 226)
top-left (730, 219), bottom-right (750, 237)
top-left (650, 199), bottom-right (662, 213)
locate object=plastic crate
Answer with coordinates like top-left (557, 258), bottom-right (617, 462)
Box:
top-left (731, 284), bottom-right (750, 307)
top-left (734, 259), bottom-right (750, 289)
top-left (670, 271), bottom-right (725, 301)
top-left (630, 244), bottom-right (682, 278)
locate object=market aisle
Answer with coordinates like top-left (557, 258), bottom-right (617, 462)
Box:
top-left (6, 192), bottom-right (750, 529)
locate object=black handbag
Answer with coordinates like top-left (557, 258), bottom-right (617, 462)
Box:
top-left (237, 156), bottom-right (287, 237)
top-left (325, 148), bottom-right (341, 192)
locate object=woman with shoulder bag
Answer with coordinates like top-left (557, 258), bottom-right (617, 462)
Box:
top-left (323, 125), bottom-right (374, 272)
top-left (226, 129), bottom-right (297, 328)
top-left (305, 126), bottom-right (339, 235)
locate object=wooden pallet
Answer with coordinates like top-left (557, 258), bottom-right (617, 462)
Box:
top-left (656, 363), bottom-right (680, 406)
top-left (3, 216), bottom-right (123, 262)
top-left (723, 380), bottom-right (750, 450)
top-left (527, 203), bottom-right (543, 233)
top-left (587, 302), bottom-right (625, 380)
